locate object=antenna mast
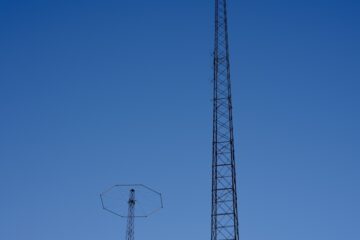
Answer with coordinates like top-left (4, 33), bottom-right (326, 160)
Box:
top-left (100, 184), bottom-right (163, 240)
top-left (211, 1), bottom-right (240, 240)
top-left (126, 189), bottom-right (135, 240)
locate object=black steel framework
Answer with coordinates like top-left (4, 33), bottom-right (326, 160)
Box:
top-left (211, 1), bottom-right (239, 240)
top-left (100, 184), bottom-right (163, 240)
top-left (126, 189), bottom-right (135, 240)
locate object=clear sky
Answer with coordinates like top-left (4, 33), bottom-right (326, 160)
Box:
top-left (0, 0), bottom-right (359, 240)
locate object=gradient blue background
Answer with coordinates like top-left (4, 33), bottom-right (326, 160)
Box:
top-left (0, 0), bottom-right (359, 239)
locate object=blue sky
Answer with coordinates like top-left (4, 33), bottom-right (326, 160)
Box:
top-left (0, 0), bottom-right (359, 240)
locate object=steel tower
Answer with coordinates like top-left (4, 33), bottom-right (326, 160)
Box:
top-left (211, 1), bottom-right (239, 240)
top-left (126, 189), bottom-right (135, 240)
top-left (100, 184), bottom-right (163, 240)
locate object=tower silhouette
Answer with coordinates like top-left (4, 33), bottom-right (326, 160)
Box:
top-left (211, 1), bottom-right (240, 240)
top-left (126, 189), bottom-right (135, 240)
top-left (100, 184), bottom-right (163, 240)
